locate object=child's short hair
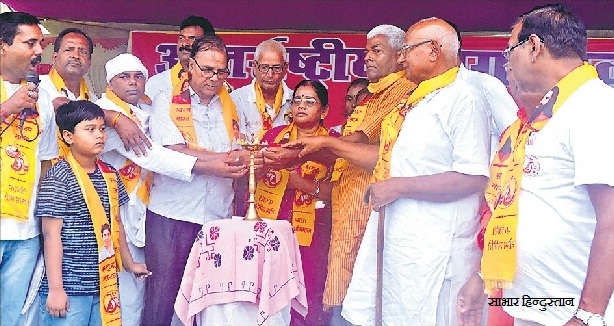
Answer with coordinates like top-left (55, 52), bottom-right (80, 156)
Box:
top-left (56, 100), bottom-right (105, 143)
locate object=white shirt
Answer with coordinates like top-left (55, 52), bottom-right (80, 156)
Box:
top-left (1, 82), bottom-right (59, 240)
top-left (39, 74), bottom-right (99, 102)
top-left (144, 69), bottom-right (171, 103)
top-left (342, 80), bottom-right (491, 326)
top-left (458, 64), bottom-right (517, 159)
top-left (504, 78), bottom-right (614, 325)
top-left (148, 87), bottom-right (235, 225)
top-left (230, 79), bottom-right (293, 140)
top-left (96, 94), bottom-right (197, 247)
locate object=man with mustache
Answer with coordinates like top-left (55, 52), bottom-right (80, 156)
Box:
top-left (0, 11), bottom-right (59, 326)
top-left (145, 15), bottom-right (216, 101)
top-left (39, 28), bottom-right (99, 161)
top-left (39, 28), bottom-right (97, 106)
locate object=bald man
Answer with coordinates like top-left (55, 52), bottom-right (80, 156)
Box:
top-left (341, 18), bottom-right (491, 326)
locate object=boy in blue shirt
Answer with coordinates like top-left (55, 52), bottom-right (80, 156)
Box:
top-left (36, 100), bottom-right (149, 326)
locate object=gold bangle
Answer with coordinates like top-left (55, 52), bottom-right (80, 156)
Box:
top-left (111, 112), bottom-right (122, 127)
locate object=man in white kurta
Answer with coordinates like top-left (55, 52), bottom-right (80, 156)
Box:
top-left (38, 28), bottom-right (98, 105)
top-left (457, 64), bottom-right (517, 158)
top-left (230, 39), bottom-right (292, 216)
top-left (96, 53), bottom-right (199, 326)
top-left (341, 18), bottom-right (491, 326)
top-left (457, 5), bottom-right (614, 326)
top-left (230, 39), bottom-right (292, 141)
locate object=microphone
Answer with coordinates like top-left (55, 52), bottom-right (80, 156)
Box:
top-left (19, 71), bottom-right (40, 131)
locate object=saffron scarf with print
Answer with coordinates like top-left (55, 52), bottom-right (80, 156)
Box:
top-left (480, 63), bottom-right (598, 294)
top-left (169, 80), bottom-right (238, 149)
top-left (255, 123), bottom-right (330, 246)
top-left (48, 68), bottom-right (91, 162)
top-left (372, 67), bottom-right (459, 182)
top-left (254, 82), bottom-right (284, 137)
top-left (103, 88), bottom-right (153, 205)
top-left (0, 77), bottom-right (42, 220)
top-left (65, 152), bottom-right (123, 326)
top-left (331, 70), bottom-right (410, 181)
top-left (170, 61), bottom-right (187, 91)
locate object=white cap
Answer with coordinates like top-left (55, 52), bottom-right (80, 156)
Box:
top-left (105, 53), bottom-right (148, 83)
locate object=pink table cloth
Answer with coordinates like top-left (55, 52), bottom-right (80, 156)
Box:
top-left (175, 219), bottom-right (308, 326)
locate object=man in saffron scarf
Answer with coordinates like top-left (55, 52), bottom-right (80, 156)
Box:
top-left (144, 34), bottom-right (253, 326)
top-left (38, 28), bottom-right (100, 163)
top-left (96, 53), bottom-right (244, 325)
top-left (145, 15), bottom-right (215, 101)
top-left (0, 12), bottom-right (59, 326)
top-left (341, 18), bottom-right (491, 326)
top-left (457, 4), bottom-right (614, 326)
top-left (39, 28), bottom-right (98, 106)
top-left (231, 39), bottom-right (293, 216)
top-left (275, 25), bottom-right (415, 326)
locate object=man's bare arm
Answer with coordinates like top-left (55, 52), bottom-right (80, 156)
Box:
top-left (369, 172), bottom-right (488, 211)
top-left (103, 110), bottom-right (151, 156)
top-left (577, 184), bottom-right (614, 314)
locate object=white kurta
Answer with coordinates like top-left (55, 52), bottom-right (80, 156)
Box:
top-left (97, 94), bottom-right (197, 247)
top-left (503, 78), bottom-right (614, 325)
top-left (457, 64), bottom-right (517, 159)
top-left (230, 79), bottom-right (293, 140)
top-left (39, 74), bottom-right (99, 103)
top-left (342, 80), bottom-right (491, 326)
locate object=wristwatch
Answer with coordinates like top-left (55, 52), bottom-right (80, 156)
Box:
top-left (574, 308), bottom-right (606, 326)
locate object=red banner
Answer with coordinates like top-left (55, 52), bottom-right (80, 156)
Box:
top-left (130, 31), bottom-right (614, 127)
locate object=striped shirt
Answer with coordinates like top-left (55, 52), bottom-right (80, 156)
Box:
top-left (323, 76), bottom-right (415, 306)
top-left (37, 160), bottom-right (128, 296)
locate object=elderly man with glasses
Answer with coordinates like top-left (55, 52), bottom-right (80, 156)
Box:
top-left (231, 39), bottom-right (293, 141)
top-left (143, 34), bottom-right (254, 326)
top-left (230, 39), bottom-right (293, 216)
top-left (341, 18), bottom-right (491, 326)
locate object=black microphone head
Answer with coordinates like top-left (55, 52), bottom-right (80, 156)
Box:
top-left (25, 71), bottom-right (40, 86)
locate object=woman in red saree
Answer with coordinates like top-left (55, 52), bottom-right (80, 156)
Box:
top-left (257, 80), bottom-right (339, 325)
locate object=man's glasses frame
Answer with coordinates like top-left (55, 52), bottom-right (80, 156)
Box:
top-left (502, 34), bottom-right (544, 61)
top-left (399, 39), bottom-right (433, 56)
top-left (254, 61), bottom-right (286, 74)
top-left (502, 39), bottom-right (529, 60)
top-left (191, 57), bottom-right (230, 78)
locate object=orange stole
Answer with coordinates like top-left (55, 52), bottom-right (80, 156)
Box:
top-left (168, 81), bottom-right (238, 149)
top-left (103, 88), bottom-right (153, 205)
top-left (0, 77), bottom-right (42, 220)
top-left (65, 153), bottom-right (123, 326)
top-left (255, 123), bottom-right (329, 246)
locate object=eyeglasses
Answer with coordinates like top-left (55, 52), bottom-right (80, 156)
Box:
top-left (191, 58), bottom-right (230, 78)
top-left (254, 61), bottom-right (286, 74)
top-left (292, 97), bottom-right (319, 108)
top-left (502, 38), bottom-right (529, 60)
top-left (399, 39), bottom-right (432, 56)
